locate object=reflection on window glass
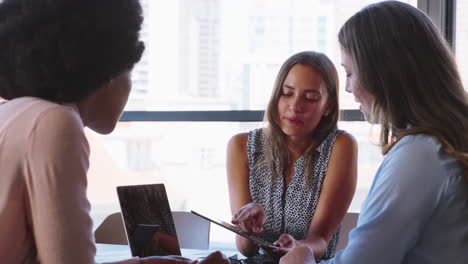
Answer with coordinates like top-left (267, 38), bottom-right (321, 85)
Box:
top-left (456, 0), bottom-right (468, 90)
top-left (129, 0), bottom-right (416, 111)
top-left (88, 121), bottom-right (383, 246)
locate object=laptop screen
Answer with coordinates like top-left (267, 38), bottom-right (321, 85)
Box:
top-left (116, 184), bottom-right (181, 257)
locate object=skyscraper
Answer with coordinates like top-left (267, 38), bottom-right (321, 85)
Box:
top-left (179, 0), bottom-right (221, 98)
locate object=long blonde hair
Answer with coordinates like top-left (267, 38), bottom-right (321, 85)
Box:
top-left (339, 1), bottom-right (468, 179)
top-left (263, 51), bottom-right (339, 180)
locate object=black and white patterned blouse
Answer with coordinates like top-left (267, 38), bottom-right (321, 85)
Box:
top-left (247, 128), bottom-right (343, 259)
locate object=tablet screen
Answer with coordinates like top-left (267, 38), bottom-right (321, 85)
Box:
top-left (191, 210), bottom-right (280, 249)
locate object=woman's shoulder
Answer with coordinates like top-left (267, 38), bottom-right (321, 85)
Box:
top-left (28, 99), bottom-right (83, 131)
top-left (8, 97), bottom-right (79, 120)
top-left (248, 127), bottom-right (265, 139)
top-left (229, 128), bottom-right (265, 146)
top-left (228, 128), bottom-right (267, 159)
top-left (334, 130), bottom-right (357, 146)
top-left (323, 130), bottom-right (358, 165)
top-left (319, 129), bottom-right (357, 152)
top-left (228, 132), bottom-right (249, 147)
top-left (1, 97), bottom-right (83, 134)
top-left (390, 134), bottom-right (441, 157)
top-left (383, 134), bottom-right (461, 184)
top-left (14, 99), bottom-right (86, 150)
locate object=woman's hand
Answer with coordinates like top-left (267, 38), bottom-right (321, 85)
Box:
top-left (273, 234), bottom-right (301, 253)
top-left (140, 251), bottom-right (230, 264)
top-left (231, 202), bottom-right (265, 234)
top-left (194, 251), bottom-right (230, 264)
top-left (279, 246), bottom-right (316, 264)
top-left (140, 255), bottom-right (193, 264)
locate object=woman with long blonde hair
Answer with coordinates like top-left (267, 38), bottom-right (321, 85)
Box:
top-left (227, 51), bottom-right (358, 261)
top-left (280, 2), bottom-right (468, 264)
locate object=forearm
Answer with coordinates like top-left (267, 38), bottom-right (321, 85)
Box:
top-left (280, 246), bottom-right (316, 264)
top-left (102, 258), bottom-right (140, 264)
top-left (236, 235), bottom-right (260, 257)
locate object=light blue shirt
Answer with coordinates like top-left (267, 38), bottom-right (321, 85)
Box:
top-left (325, 135), bottom-right (468, 264)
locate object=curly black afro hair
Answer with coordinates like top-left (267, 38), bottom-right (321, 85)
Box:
top-left (0, 0), bottom-right (145, 103)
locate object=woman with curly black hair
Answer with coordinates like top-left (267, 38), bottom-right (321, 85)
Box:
top-left (0, 0), bottom-right (228, 264)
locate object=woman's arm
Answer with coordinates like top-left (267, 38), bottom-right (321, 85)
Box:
top-left (26, 107), bottom-right (97, 264)
top-left (274, 132), bottom-right (358, 259)
top-left (280, 246), bottom-right (316, 264)
top-left (305, 132), bottom-right (357, 258)
top-left (322, 136), bottom-right (452, 264)
top-left (226, 133), bottom-right (260, 256)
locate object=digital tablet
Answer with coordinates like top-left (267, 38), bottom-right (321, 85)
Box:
top-left (191, 210), bottom-right (280, 249)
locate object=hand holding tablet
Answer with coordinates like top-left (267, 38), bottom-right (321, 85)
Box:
top-left (191, 210), bottom-right (282, 250)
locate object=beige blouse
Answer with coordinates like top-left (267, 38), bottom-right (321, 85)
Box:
top-left (0, 97), bottom-right (139, 264)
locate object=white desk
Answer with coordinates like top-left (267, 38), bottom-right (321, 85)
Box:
top-left (95, 244), bottom-right (241, 263)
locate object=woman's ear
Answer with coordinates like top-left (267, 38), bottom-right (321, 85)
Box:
top-left (324, 100), bottom-right (335, 117)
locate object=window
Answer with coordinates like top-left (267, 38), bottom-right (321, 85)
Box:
top-left (89, 0), bottom-right (420, 248)
top-left (456, 0), bottom-right (468, 90)
top-left (127, 0), bottom-right (416, 111)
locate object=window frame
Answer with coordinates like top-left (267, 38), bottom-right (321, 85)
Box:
top-left (120, 109), bottom-right (365, 122)
top-left (418, 0), bottom-right (456, 50)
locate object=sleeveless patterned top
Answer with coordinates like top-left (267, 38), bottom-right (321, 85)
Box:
top-left (247, 128), bottom-right (343, 259)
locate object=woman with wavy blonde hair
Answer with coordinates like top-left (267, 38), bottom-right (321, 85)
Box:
top-left (280, 1), bottom-right (468, 264)
top-left (227, 51), bottom-right (358, 261)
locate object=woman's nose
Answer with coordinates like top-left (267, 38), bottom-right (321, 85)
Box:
top-left (290, 98), bottom-right (303, 112)
top-left (345, 84), bottom-right (352, 93)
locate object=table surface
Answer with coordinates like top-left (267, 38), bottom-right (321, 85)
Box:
top-left (95, 243), bottom-right (242, 263)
